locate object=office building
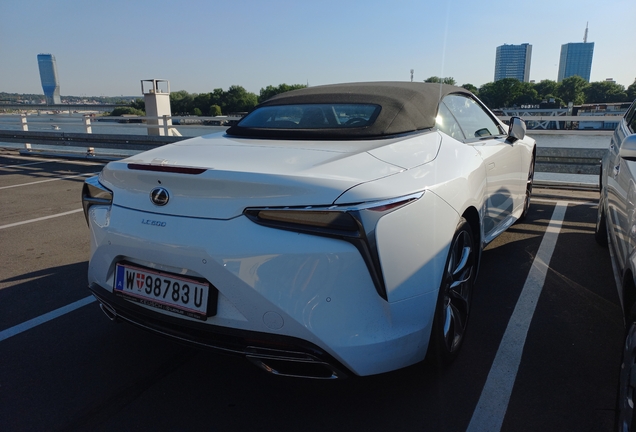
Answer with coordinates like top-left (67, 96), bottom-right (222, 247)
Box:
top-left (557, 42), bottom-right (594, 82)
top-left (494, 43), bottom-right (532, 82)
top-left (37, 54), bottom-right (61, 105)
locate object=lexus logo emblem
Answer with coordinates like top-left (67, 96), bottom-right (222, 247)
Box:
top-left (150, 187), bottom-right (169, 206)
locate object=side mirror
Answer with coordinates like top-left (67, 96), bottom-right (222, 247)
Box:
top-left (619, 134), bottom-right (636, 161)
top-left (507, 117), bottom-right (526, 142)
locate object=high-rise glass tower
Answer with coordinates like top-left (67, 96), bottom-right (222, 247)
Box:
top-left (37, 54), bottom-right (61, 105)
top-left (494, 43), bottom-right (532, 82)
top-left (557, 42), bottom-right (594, 82)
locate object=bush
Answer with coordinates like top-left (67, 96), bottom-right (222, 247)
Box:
top-left (109, 107), bottom-right (145, 116)
top-left (210, 105), bottom-right (222, 116)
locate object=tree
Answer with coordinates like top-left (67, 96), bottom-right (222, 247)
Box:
top-left (210, 104), bottom-right (222, 116)
top-left (478, 78), bottom-right (538, 109)
top-left (130, 98), bottom-right (145, 111)
top-left (193, 107), bottom-right (202, 116)
top-left (424, 76), bottom-right (456, 85)
top-left (259, 84), bottom-right (307, 103)
top-left (557, 76), bottom-right (589, 105)
top-left (584, 81), bottom-right (628, 103)
top-left (461, 84), bottom-right (478, 95)
top-left (625, 79), bottom-right (636, 102)
top-left (170, 90), bottom-right (194, 115)
top-left (512, 81), bottom-right (538, 106)
top-left (222, 85), bottom-right (258, 114)
top-left (533, 80), bottom-right (559, 101)
top-left (193, 93), bottom-right (212, 115)
top-left (109, 106), bottom-right (144, 116)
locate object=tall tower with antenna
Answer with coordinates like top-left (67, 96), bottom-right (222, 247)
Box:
top-left (557, 24), bottom-right (594, 82)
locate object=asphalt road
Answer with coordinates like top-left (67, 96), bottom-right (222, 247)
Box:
top-left (0, 149), bottom-right (623, 432)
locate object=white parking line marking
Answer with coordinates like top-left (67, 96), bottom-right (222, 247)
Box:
top-left (0, 153), bottom-right (106, 167)
top-left (467, 202), bottom-right (567, 432)
top-left (0, 296), bottom-right (96, 343)
top-left (532, 198), bottom-right (595, 206)
top-left (0, 172), bottom-right (97, 190)
top-left (0, 160), bottom-right (60, 169)
top-left (0, 208), bottom-right (84, 230)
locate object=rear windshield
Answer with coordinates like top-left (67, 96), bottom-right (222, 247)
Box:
top-left (237, 104), bottom-right (381, 129)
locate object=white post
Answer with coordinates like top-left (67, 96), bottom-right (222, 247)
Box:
top-left (83, 115), bottom-right (92, 134)
top-left (20, 114), bottom-right (31, 150)
top-left (20, 114), bottom-right (28, 131)
top-left (163, 115), bottom-right (170, 136)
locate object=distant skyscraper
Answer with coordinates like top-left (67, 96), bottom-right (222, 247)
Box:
top-left (557, 42), bottom-right (594, 82)
top-left (37, 54), bottom-right (61, 104)
top-left (494, 43), bottom-right (532, 82)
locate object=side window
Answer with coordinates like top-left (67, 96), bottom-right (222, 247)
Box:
top-left (625, 101), bottom-right (636, 134)
top-left (442, 94), bottom-right (504, 140)
top-left (435, 103), bottom-right (465, 140)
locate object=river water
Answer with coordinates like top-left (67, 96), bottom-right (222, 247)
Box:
top-left (0, 113), bottom-right (612, 154)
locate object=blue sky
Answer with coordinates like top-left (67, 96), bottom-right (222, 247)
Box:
top-left (1, 0), bottom-right (634, 97)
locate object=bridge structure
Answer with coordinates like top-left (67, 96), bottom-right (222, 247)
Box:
top-left (0, 103), bottom-right (120, 113)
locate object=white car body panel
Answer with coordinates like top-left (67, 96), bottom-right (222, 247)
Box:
top-left (603, 103), bottom-right (636, 298)
top-left (376, 191), bottom-right (459, 302)
top-left (87, 203), bottom-right (438, 375)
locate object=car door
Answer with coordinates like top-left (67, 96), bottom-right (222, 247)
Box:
top-left (440, 94), bottom-right (524, 242)
top-left (606, 102), bottom-right (636, 268)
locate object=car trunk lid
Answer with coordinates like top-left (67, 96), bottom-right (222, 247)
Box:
top-left (99, 134), bottom-right (408, 219)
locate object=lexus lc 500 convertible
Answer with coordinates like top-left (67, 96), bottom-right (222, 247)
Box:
top-left (83, 82), bottom-right (536, 378)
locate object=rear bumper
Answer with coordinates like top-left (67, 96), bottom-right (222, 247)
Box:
top-left (89, 282), bottom-right (350, 379)
top-left (87, 202), bottom-right (442, 376)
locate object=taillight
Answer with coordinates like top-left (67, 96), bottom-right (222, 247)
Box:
top-left (82, 175), bottom-right (113, 225)
top-left (245, 209), bottom-right (359, 237)
top-left (243, 191), bottom-right (424, 300)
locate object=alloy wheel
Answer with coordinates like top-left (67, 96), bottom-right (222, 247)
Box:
top-left (440, 227), bottom-right (475, 355)
top-left (618, 322), bottom-right (636, 432)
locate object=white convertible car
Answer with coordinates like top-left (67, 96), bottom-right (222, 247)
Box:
top-left (83, 82), bottom-right (535, 378)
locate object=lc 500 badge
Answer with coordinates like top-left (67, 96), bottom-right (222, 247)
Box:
top-left (142, 219), bottom-right (166, 227)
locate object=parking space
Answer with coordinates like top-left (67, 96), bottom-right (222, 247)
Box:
top-left (0, 150), bottom-right (623, 431)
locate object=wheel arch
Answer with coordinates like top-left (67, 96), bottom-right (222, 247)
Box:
top-left (462, 206), bottom-right (481, 271)
top-left (623, 269), bottom-right (636, 321)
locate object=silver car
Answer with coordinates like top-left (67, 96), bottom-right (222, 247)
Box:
top-left (596, 99), bottom-right (636, 431)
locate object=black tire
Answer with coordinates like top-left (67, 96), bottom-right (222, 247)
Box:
top-left (617, 319), bottom-right (636, 432)
top-left (595, 193), bottom-right (608, 247)
top-left (518, 157), bottom-right (535, 222)
top-left (428, 217), bottom-right (476, 364)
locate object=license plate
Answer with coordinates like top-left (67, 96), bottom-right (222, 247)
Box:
top-left (114, 263), bottom-right (213, 321)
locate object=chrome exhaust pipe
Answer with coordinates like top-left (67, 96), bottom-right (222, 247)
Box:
top-left (248, 357), bottom-right (341, 379)
top-left (99, 302), bottom-right (118, 321)
top-left (245, 347), bottom-right (344, 379)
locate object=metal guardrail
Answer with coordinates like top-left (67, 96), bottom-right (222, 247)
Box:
top-left (0, 129), bottom-right (183, 150)
top-left (0, 129), bottom-right (607, 186)
top-left (535, 147), bottom-right (604, 175)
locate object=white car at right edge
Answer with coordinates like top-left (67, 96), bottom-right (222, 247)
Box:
top-left (596, 98), bottom-right (636, 431)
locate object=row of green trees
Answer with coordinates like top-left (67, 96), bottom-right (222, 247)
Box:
top-left (118, 83), bottom-right (307, 117)
top-left (426, 76), bottom-right (636, 109)
top-left (113, 77), bottom-right (636, 117)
